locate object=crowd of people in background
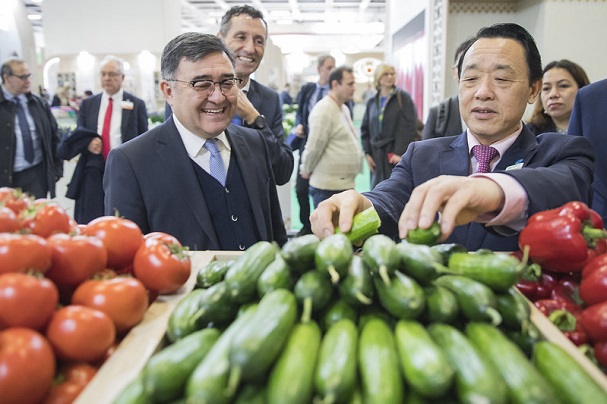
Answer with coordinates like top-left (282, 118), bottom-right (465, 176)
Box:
top-left (1, 4), bottom-right (605, 252)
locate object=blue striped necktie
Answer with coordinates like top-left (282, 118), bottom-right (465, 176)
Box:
top-left (204, 138), bottom-right (226, 185)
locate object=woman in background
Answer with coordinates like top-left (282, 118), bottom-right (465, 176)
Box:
top-left (360, 63), bottom-right (417, 190)
top-left (527, 59), bottom-right (590, 135)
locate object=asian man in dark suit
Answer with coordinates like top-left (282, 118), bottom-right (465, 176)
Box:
top-left (59, 55), bottom-right (148, 224)
top-left (103, 33), bottom-right (287, 251)
top-left (310, 23), bottom-right (594, 252)
top-left (568, 77), bottom-right (607, 224)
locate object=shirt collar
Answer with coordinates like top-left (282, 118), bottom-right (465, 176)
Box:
top-left (103, 89), bottom-right (123, 102)
top-left (2, 86), bottom-right (23, 102)
top-left (240, 78), bottom-right (251, 93)
top-left (466, 121), bottom-right (523, 157)
top-left (173, 114), bottom-right (231, 159)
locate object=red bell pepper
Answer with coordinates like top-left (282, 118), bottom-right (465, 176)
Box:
top-left (519, 201), bottom-right (607, 273)
top-left (535, 299), bottom-right (587, 346)
top-left (594, 341), bottom-right (607, 369)
top-left (580, 266), bottom-right (607, 306)
top-left (516, 271), bottom-right (557, 301)
top-left (582, 253), bottom-right (607, 278)
top-left (551, 274), bottom-right (583, 307)
top-left (579, 301), bottom-right (607, 343)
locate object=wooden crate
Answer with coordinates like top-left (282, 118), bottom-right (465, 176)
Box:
top-left (75, 251), bottom-right (241, 404)
top-left (77, 252), bottom-right (607, 402)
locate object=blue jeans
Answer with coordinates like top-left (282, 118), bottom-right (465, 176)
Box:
top-left (309, 186), bottom-right (346, 209)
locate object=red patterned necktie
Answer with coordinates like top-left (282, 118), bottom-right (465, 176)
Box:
top-left (472, 144), bottom-right (499, 173)
top-left (101, 97), bottom-right (113, 159)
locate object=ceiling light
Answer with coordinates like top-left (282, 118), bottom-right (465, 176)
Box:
top-left (28, 15), bottom-right (42, 21)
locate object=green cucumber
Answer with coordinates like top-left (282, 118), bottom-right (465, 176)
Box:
top-left (533, 341), bottom-right (607, 404)
top-left (335, 206), bottom-right (381, 244)
top-left (358, 318), bottom-right (404, 403)
top-left (394, 320), bottom-right (454, 398)
top-left (281, 234), bottom-right (320, 274)
top-left (434, 275), bottom-right (502, 326)
top-left (422, 285), bottom-right (459, 324)
top-left (294, 270), bottom-right (333, 322)
top-left (142, 328), bottom-right (220, 403)
top-left (315, 233), bottom-right (353, 284)
top-left (338, 255), bottom-right (374, 307)
top-left (405, 222), bottom-right (442, 245)
top-left (466, 322), bottom-right (560, 404)
top-left (504, 322), bottom-right (544, 357)
top-left (314, 319), bottom-right (358, 404)
top-left (496, 287), bottom-right (531, 332)
top-left (166, 288), bottom-right (206, 342)
top-left (430, 243), bottom-right (468, 265)
top-left (267, 321), bottom-right (322, 404)
top-left (196, 259), bottom-right (234, 288)
top-left (427, 323), bottom-right (507, 404)
top-left (446, 251), bottom-right (522, 292)
top-left (233, 385), bottom-right (267, 404)
top-left (257, 253), bottom-right (294, 298)
top-left (321, 299), bottom-right (358, 332)
top-left (190, 282), bottom-right (238, 329)
top-left (374, 270), bottom-right (425, 320)
top-left (113, 374), bottom-right (149, 404)
top-left (227, 289), bottom-right (298, 393)
top-left (224, 241), bottom-right (280, 303)
top-left (362, 234), bottom-right (400, 286)
top-left (185, 304), bottom-right (258, 404)
top-left (397, 242), bottom-right (443, 286)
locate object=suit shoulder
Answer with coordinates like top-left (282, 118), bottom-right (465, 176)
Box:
top-left (251, 80), bottom-right (279, 96)
top-left (123, 91), bottom-right (145, 103)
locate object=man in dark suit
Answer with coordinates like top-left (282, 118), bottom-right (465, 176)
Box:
top-left (422, 37), bottom-right (475, 140)
top-left (103, 33), bottom-right (287, 251)
top-left (292, 54), bottom-right (335, 235)
top-left (0, 58), bottom-right (63, 199)
top-left (569, 78), bottom-right (607, 224)
top-left (310, 23), bottom-right (594, 252)
top-left (60, 55), bottom-right (148, 224)
top-left (216, 5), bottom-right (293, 186)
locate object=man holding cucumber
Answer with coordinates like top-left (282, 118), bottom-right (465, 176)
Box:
top-left (310, 23), bottom-right (595, 252)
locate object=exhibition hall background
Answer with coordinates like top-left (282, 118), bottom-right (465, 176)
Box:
top-left (2, 0), bottom-right (606, 231)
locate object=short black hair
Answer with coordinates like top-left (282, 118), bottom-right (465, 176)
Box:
top-left (219, 5), bottom-right (267, 38)
top-left (328, 66), bottom-right (353, 89)
top-left (161, 32), bottom-right (235, 80)
top-left (458, 23), bottom-right (542, 85)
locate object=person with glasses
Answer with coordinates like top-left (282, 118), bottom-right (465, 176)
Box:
top-left (0, 58), bottom-right (63, 199)
top-left (58, 55), bottom-right (148, 224)
top-left (103, 32), bottom-right (287, 251)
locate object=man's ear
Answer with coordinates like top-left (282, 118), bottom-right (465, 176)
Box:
top-left (160, 80), bottom-right (173, 104)
top-left (216, 31), bottom-right (223, 39)
top-left (528, 78), bottom-right (542, 104)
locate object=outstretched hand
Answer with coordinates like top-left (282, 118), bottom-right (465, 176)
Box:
top-left (310, 190), bottom-right (373, 239)
top-left (399, 175), bottom-right (505, 241)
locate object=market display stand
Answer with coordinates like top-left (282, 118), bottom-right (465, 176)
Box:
top-left (77, 251), bottom-right (607, 403)
top-left (75, 251), bottom-right (241, 404)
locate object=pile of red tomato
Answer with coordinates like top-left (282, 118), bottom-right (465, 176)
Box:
top-left (0, 187), bottom-right (191, 404)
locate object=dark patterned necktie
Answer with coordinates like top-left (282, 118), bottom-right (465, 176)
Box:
top-left (13, 98), bottom-right (34, 163)
top-left (472, 144), bottom-right (499, 173)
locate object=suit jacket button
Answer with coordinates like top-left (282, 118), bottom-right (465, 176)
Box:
top-left (231, 215), bottom-right (238, 222)
top-left (239, 244), bottom-right (245, 250)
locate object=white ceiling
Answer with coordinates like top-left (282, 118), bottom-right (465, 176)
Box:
top-left (23, 0), bottom-right (387, 54)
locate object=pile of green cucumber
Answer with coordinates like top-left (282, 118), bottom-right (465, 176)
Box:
top-left (115, 233), bottom-right (607, 404)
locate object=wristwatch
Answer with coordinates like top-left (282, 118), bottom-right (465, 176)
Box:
top-left (251, 115), bottom-right (267, 130)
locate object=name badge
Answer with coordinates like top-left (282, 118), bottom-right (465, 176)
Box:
top-left (506, 159), bottom-right (524, 171)
top-left (121, 100), bottom-right (134, 110)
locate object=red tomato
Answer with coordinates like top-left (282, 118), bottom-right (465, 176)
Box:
top-left (72, 277), bottom-right (149, 334)
top-left (46, 233), bottom-right (108, 287)
top-left (0, 206), bottom-right (20, 233)
top-left (0, 328), bottom-right (56, 404)
top-left (0, 187), bottom-right (33, 215)
top-left (83, 216), bottom-right (143, 270)
top-left (46, 305), bottom-right (116, 362)
top-left (133, 238), bottom-right (191, 294)
top-left (0, 273), bottom-right (58, 330)
top-left (0, 233), bottom-right (52, 274)
top-left (43, 362), bottom-right (97, 404)
top-left (144, 231), bottom-right (181, 245)
top-left (20, 201), bottom-right (72, 238)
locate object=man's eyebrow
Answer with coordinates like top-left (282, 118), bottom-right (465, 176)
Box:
top-left (190, 73), bottom-right (236, 81)
top-left (461, 63), bottom-right (516, 74)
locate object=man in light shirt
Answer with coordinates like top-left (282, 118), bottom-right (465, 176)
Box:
top-left (310, 23), bottom-right (594, 252)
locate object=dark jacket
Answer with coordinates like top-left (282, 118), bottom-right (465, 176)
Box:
top-left (360, 87), bottom-right (418, 189)
top-left (422, 96), bottom-right (463, 140)
top-left (0, 88), bottom-right (63, 197)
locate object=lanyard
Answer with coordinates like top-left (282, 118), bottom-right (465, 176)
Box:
top-left (377, 87), bottom-right (395, 133)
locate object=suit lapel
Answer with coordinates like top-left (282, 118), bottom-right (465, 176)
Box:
top-left (439, 133), bottom-right (470, 176)
top-left (227, 127), bottom-right (269, 240)
top-left (120, 93), bottom-right (132, 140)
top-left (155, 120), bottom-right (219, 247)
top-left (496, 126), bottom-right (538, 170)
top-left (89, 95), bottom-right (102, 130)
